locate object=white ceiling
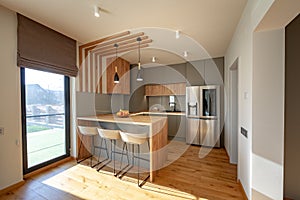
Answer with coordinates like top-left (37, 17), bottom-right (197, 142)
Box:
top-left (256, 0), bottom-right (300, 31)
top-left (0, 0), bottom-right (247, 64)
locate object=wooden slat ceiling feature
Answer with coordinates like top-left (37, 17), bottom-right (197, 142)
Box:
top-left (99, 44), bottom-right (149, 57)
top-left (79, 30), bottom-right (152, 63)
top-left (90, 35), bottom-right (149, 53)
top-left (79, 31), bottom-right (130, 49)
top-left (92, 39), bottom-right (152, 55)
top-left (85, 32), bottom-right (145, 52)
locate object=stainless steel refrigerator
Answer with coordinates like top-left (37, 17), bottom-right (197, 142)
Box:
top-left (186, 85), bottom-right (220, 147)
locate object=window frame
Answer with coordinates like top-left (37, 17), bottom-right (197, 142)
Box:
top-left (21, 67), bottom-right (71, 174)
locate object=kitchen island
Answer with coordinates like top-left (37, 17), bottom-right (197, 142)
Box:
top-left (77, 114), bottom-right (168, 182)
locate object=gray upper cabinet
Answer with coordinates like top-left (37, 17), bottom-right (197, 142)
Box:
top-left (204, 58), bottom-right (224, 85)
top-left (186, 57), bottom-right (224, 86)
top-left (186, 60), bottom-right (204, 86)
top-left (169, 62), bottom-right (186, 78)
top-left (143, 64), bottom-right (186, 84)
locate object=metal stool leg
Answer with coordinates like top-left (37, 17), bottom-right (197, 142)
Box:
top-left (132, 144), bottom-right (135, 165)
top-left (117, 142), bottom-right (131, 177)
top-left (137, 141), bottom-right (150, 187)
top-left (104, 139), bottom-right (109, 159)
top-left (109, 139), bottom-right (114, 175)
top-left (119, 142), bottom-right (126, 171)
top-left (137, 144), bottom-right (140, 187)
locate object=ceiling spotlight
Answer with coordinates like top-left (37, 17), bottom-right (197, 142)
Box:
top-left (183, 51), bottom-right (188, 57)
top-left (94, 6), bottom-right (100, 17)
top-left (152, 56), bottom-right (156, 63)
top-left (175, 30), bottom-right (180, 39)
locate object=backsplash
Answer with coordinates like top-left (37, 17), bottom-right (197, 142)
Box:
top-left (148, 96), bottom-right (185, 112)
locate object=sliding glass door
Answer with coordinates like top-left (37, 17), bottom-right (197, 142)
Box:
top-left (21, 68), bottom-right (70, 174)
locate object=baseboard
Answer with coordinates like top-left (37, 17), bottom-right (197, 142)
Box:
top-left (0, 180), bottom-right (25, 196)
top-left (224, 148), bottom-right (230, 159)
top-left (23, 156), bottom-right (74, 179)
top-left (237, 179), bottom-right (248, 200)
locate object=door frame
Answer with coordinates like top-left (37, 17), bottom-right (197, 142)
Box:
top-left (229, 58), bottom-right (239, 164)
top-left (20, 67), bottom-right (71, 175)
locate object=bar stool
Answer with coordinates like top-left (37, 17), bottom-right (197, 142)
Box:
top-left (97, 128), bottom-right (122, 176)
top-left (119, 131), bottom-right (150, 187)
top-left (77, 126), bottom-right (109, 168)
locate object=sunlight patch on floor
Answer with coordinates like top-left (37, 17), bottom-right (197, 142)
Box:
top-left (43, 164), bottom-right (201, 200)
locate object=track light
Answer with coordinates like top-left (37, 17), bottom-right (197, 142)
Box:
top-left (152, 56), bottom-right (156, 63)
top-left (175, 30), bottom-right (180, 39)
top-left (94, 6), bottom-right (100, 17)
top-left (183, 51), bottom-right (188, 57)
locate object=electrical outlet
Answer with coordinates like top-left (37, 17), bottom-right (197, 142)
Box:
top-left (241, 127), bottom-right (248, 138)
top-left (0, 127), bottom-right (4, 135)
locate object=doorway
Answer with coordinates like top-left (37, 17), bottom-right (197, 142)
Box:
top-left (21, 68), bottom-right (70, 174)
top-left (229, 59), bottom-right (238, 164)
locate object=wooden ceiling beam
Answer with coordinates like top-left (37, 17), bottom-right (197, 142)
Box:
top-left (85, 32), bottom-right (145, 52)
top-left (90, 35), bottom-right (149, 53)
top-left (96, 44), bottom-right (149, 57)
top-left (118, 35), bottom-right (148, 46)
top-left (79, 31), bottom-right (130, 49)
top-left (92, 39), bottom-right (152, 55)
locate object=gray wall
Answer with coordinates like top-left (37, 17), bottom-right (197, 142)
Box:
top-left (284, 14), bottom-right (300, 199)
top-left (76, 92), bottom-right (124, 116)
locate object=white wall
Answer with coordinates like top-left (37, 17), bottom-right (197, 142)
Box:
top-left (252, 29), bottom-right (285, 200)
top-left (0, 6), bottom-right (23, 190)
top-left (224, 0), bottom-right (275, 198)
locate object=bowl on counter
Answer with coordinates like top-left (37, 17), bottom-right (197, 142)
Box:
top-left (116, 109), bottom-right (130, 118)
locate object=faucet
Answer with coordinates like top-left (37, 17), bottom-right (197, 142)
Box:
top-left (169, 102), bottom-right (176, 112)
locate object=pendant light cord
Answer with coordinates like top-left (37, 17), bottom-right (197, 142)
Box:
top-left (137, 37), bottom-right (141, 70)
top-left (138, 40), bottom-right (141, 64)
top-left (114, 43), bottom-right (118, 61)
top-left (204, 60), bottom-right (206, 85)
top-left (114, 43), bottom-right (118, 72)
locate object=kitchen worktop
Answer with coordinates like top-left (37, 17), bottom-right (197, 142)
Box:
top-left (130, 111), bottom-right (186, 116)
top-left (77, 113), bottom-right (168, 126)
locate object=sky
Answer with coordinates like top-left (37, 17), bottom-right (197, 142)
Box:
top-left (25, 68), bottom-right (64, 91)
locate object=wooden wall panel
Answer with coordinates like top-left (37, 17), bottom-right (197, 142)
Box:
top-left (106, 57), bottom-right (130, 94)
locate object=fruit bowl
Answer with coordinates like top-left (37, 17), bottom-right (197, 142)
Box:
top-left (116, 109), bottom-right (129, 118)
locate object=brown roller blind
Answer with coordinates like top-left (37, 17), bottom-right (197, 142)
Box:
top-left (17, 14), bottom-right (78, 77)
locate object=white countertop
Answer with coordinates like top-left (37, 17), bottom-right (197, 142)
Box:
top-left (130, 111), bottom-right (186, 116)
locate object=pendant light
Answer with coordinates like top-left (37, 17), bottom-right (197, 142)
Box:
top-left (136, 37), bottom-right (143, 82)
top-left (113, 43), bottom-right (119, 83)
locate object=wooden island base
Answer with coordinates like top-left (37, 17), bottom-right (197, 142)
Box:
top-left (77, 114), bottom-right (168, 182)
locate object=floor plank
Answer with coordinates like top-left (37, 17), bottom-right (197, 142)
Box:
top-left (0, 141), bottom-right (245, 200)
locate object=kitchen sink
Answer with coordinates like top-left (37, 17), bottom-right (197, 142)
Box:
top-left (165, 110), bottom-right (183, 113)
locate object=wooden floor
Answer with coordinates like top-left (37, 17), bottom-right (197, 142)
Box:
top-left (0, 141), bottom-right (245, 200)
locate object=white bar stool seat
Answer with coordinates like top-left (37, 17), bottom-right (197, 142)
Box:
top-left (77, 126), bottom-right (108, 168)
